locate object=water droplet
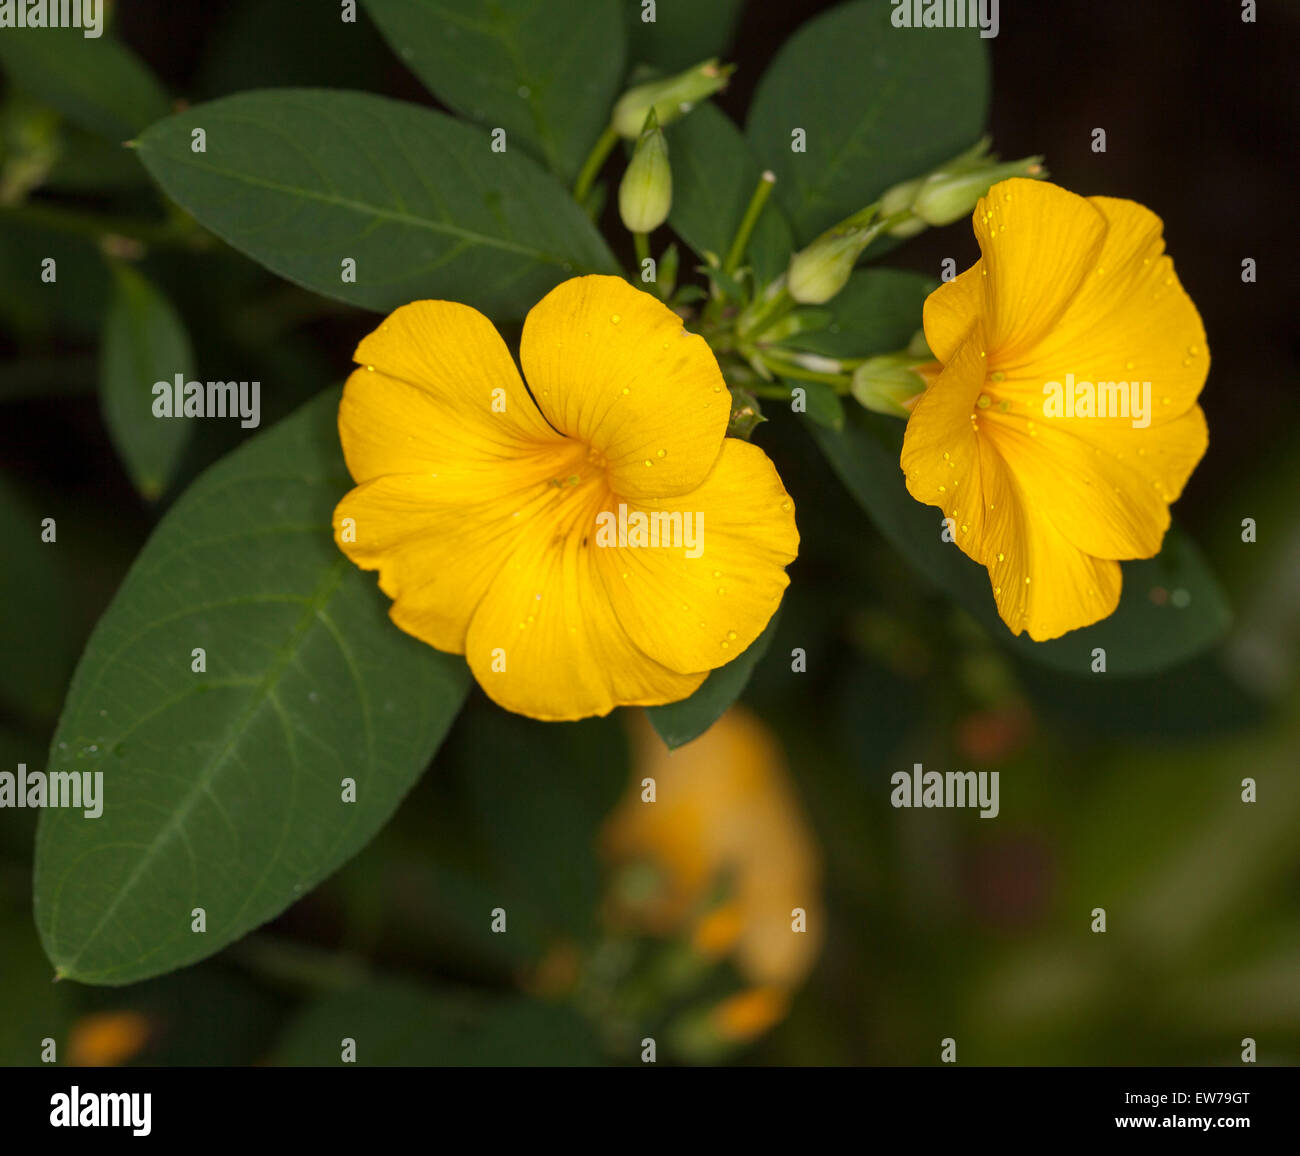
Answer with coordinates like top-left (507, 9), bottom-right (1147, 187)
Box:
top-left (712, 570), bottom-right (722, 578)
top-left (643, 459), bottom-right (653, 467)
top-left (611, 313), bottom-right (621, 324)
top-left (942, 452), bottom-right (950, 460)
top-left (977, 394), bottom-right (991, 409)
top-left (996, 552), bottom-right (1004, 562)
top-left (656, 448), bottom-right (667, 458)
top-left (991, 371), bottom-right (1005, 383)
top-left (1161, 396), bottom-right (1171, 406)
top-left (726, 631), bottom-right (737, 641)
top-left (780, 500), bottom-right (792, 512)
top-left (720, 641), bottom-right (730, 650)
top-left (1024, 576), bottom-right (1031, 584)
top-left (712, 385), bottom-right (722, 393)
top-left (938, 484), bottom-right (947, 493)
top-left (365, 364), bottom-right (375, 372)
top-left (716, 587), bottom-right (727, 595)
top-left (994, 586), bottom-right (1001, 595)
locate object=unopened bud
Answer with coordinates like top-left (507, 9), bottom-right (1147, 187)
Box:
top-left (611, 59), bottom-right (735, 139)
top-left (850, 355), bottom-right (935, 417)
top-left (786, 213), bottom-right (877, 305)
top-left (912, 157), bottom-right (1046, 226)
top-left (618, 113), bottom-right (672, 233)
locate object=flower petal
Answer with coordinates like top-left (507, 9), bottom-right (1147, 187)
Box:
top-left (592, 439), bottom-right (798, 675)
top-left (519, 275), bottom-right (729, 500)
top-left (341, 299), bottom-right (560, 483)
top-left (463, 492), bottom-right (707, 720)
top-left (976, 434), bottom-right (1123, 640)
top-left (334, 440), bottom-right (588, 653)
top-left (968, 178), bottom-right (1108, 363)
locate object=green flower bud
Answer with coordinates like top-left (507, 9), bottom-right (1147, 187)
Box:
top-left (611, 59), bottom-right (734, 138)
top-left (878, 177), bottom-right (927, 238)
top-left (850, 355), bottom-right (931, 418)
top-left (618, 113), bottom-right (672, 233)
top-left (786, 212), bottom-right (877, 305)
top-left (912, 155), bottom-right (1046, 226)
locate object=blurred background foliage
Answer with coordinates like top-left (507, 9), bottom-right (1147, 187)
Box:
top-left (1, 0), bottom-right (1297, 1065)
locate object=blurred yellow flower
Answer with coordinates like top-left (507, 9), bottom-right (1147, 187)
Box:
top-left (602, 706), bottom-right (822, 1005)
top-left (66, 1011), bottom-right (151, 1067)
top-left (902, 178), bottom-right (1209, 640)
top-left (334, 275), bottom-right (798, 721)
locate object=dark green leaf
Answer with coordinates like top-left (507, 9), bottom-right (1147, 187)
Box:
top-left (452, 708), bottom-right (627, 939)
top-left (789, 378), bottom-right (844, 431)
top-left (363, 0), bottom-right (626, 184)
top-left (0, 27), bottom-right (169, 142)
top-left (134, 90), bottom-right (618, 318)
top-left (34, 388), bottom-right (471, 985)
top-left (780, 267), bottom-right (936, 359)
top-left (647, 606), bottom-right (782, 748)
top-left (668, 102), bottom-right (793, 285)
top-left (746, 1), bottom-right (989, 241)
top-left (625, 0), bottom-right (746, 72)
top-left (811, 409), bottom-right (1231, 676)
top-left (100, 262), bottom-right (194, 501)
top-left (273, 981), bottom-right (601, 1065)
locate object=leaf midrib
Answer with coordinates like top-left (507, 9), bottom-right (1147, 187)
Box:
top-left (53, 555), bottom-right (350, 975)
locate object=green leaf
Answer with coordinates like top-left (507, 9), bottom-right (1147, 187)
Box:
top-left (647, 607), bottom-right (782, 748)
top-left (669, 102), bottom-right (793, 285)
top-left (811, 409), bottom-right (1231, 676)
top-left (34, 388), bottom-right (472, 985)
top-left (746, 0), bottom-right (989, 242)
top-left (453, 709), bottom-right (627, 940)
top-left (780, 267), bottom-right (936, 359)
top-left (787, 378), bottom-right (844, 432)
top-left (362, 0), bottom-right (626, 185)
top-left (273, 980), bottom-right (602, 1065)
top-left (625, 0), bottom-right (746, 72)
top-left (134, 90), bottom-right (618, 318)
top-left (99, 263), bottom-right (194, 501)
top-left (0, 27), bottom-right (170, 142)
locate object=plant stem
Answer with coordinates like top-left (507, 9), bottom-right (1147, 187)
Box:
top-left (633, 230), bottom-right (650, 271)
top-left (721, 169), bottom-right (776, 277)
top-left (573, 125), bottom-right (620, 204)
top-left (760, 354), bottom-right (852, 391)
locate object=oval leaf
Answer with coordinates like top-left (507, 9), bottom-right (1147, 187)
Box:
top-left (0, 27), bottom-right (170, 142)
top-left (34, 388), bottom-right (471, 985)
top-left (362, 0), bottom-right (626, 184)
top-left (134, 90), bottom-right (618, 318)
top-left (669, 102), bottom-right (793, 285)
top-left (100, 262), bottom-right (194, 501)
top-left (746, 0), bottom-right (989, 242)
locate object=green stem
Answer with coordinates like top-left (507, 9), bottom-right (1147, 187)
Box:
top-left (721, 170), bottom-right (776, 277)
top-left (573, 124), bottom-right (620, 204)
top-left (760, 353), bottom-right (852, 391)
top-left (0, 199), bottom-right (214, 250)
top-left (633, 230), bottom-right (650, 271)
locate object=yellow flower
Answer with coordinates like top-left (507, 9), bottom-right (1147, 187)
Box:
top-left (601, 706), bottom-right (822, 992)
top-left (901, 178), bottom-right (1209, 640)
top-left (334, 275), bottom-right (798, 720)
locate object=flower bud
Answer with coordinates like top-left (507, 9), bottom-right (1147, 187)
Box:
top-left (878, 177), bottom-right (927, 238)
top-left (786, 217), bottom-right (875, 305)
top-left (850, 355), bottom-right (934, 417)
top-left (912, 155), bottom-right (1046, 226)
top-left (618, 113), bottom-right (672, 233)
top-left (611, 59), bottom-right (734, 139)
